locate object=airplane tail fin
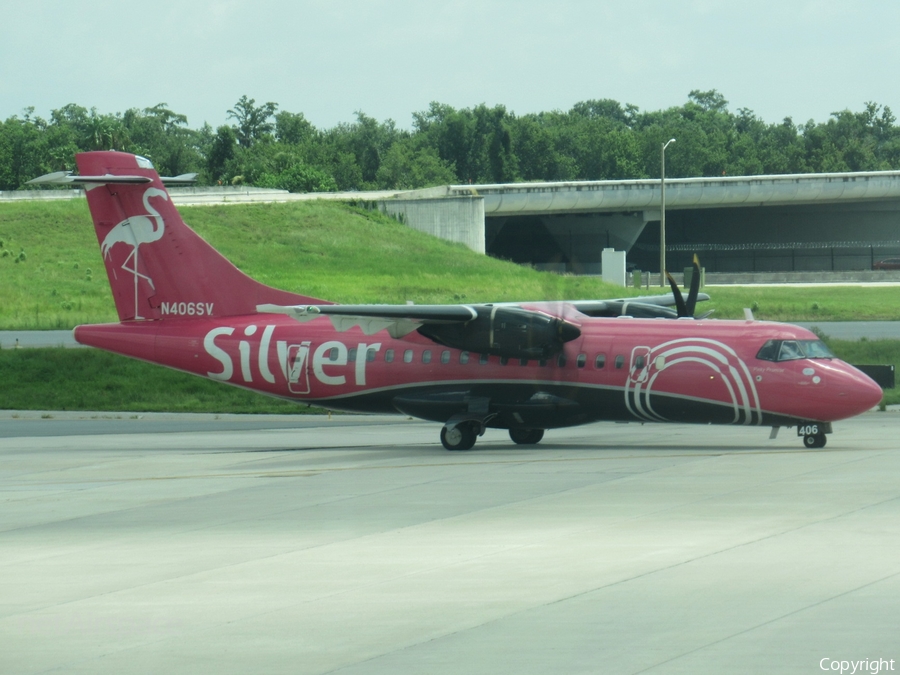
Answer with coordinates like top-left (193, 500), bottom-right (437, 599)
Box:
top-left (71, 151), bottom-right (327, 321)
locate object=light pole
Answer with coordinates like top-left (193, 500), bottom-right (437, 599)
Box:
top-left (660, 138), bottom-right (676, 287)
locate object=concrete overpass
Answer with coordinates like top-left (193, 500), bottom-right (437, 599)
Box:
top-left (392, 170), bottom-right (900, 274)
top-left (6, 170), bottom-right (900, 274)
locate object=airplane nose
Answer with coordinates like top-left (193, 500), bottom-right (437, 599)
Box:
top-left (841, 365), bottom-right (884, 416)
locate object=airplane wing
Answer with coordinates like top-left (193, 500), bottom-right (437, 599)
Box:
top-left (256, 289), bottom-right (712, 360)
top-left (258, 291), bottom-right (710, 328)
top-left (256, 303), bottom-right (478, 337)
top-left (257, 302), bottom-right (582, 360)
top-left (569, 292), bottom-right (711, 319)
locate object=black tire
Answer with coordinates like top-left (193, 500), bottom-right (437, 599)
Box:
top-left (509, 428), bottom-right (544, 445)
top-left (803, 433), bottom-right (827, 449)
top-left (441, 423), bottom-right (477, 451)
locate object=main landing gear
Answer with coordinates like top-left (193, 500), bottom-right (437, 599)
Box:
top-left (439, 421), bottom-right (546, 451)
top-left (440, 423), bottom-right (478, 451)
top-left (509, 428), bottom-right (544, 445)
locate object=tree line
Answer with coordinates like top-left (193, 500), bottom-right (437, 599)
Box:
top-left (2, 90), bottom-right (899, 193)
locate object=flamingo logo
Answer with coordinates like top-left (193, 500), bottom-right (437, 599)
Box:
top-left (100, 187), bottom-right (168, 320)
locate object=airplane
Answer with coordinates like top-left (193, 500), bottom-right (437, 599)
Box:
top-left (29, 151), bottom-right (883, 450)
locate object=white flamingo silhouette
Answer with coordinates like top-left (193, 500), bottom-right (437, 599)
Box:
top-left (100, 187), bottom-right (168, 319)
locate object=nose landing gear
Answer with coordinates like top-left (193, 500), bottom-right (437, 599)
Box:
top-left (798, 422), bottom-right (829, 449)
top-left (803, 431), bottom-right (827, 448)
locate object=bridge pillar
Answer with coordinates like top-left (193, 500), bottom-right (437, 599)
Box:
top-left (379, 196), bottom-right (485, 253)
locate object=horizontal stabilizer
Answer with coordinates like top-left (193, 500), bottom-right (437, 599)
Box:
top-left (27, 171), bottom-right (152, 185)
top-left (27, 171), bottom-right (197, 186)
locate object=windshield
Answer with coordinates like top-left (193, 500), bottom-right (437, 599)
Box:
top-left (756, 339), bottom-right (835, 362)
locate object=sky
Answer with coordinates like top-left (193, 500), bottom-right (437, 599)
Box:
top-left (2, 1), bottom-right (899, 130)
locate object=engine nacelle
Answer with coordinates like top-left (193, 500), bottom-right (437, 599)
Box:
top-left (418, 306), bottom-right (581, 360)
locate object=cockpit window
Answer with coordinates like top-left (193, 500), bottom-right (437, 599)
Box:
top-left (756, 339), bottom-right (835, 362)
top-left (756, 340), bottom-right (779, 361)
top-left (802, 340), bottom-right (834, 358)
top-left (778, 341), bottom-right (804, 361)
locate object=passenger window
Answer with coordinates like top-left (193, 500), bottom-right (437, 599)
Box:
top-left (615, 355), bottom-right (625, 369)
top-left (576, 354), bottom-right (586, 368)
top-left (557, 354), bottom-right (567, 367)
top-left (422, 350), bottom-right (432, 364)
top-left (366, 348), bottom-right (377, 362)
top-left (479, 353), bottom-right (489, 365)
top-left (328, 347), bottom-right (339, 361)
top-left (595, 354), bottom-right (606, 369)
top-left (385, 349), bottom-right (395, 363)
top-left (519, 358), bottom-right (529, 366)
top-left (403, 349), bottom-right (413, 363)
top-left (460, 351), bottom-right (470, 365)
top-left (635, 355), bottom-right (645, 369)
top-left (441, 350), bottom-right (450, 364)
top-left (500, 356), bottom-right (509, 365)
top-left (347, 348), bottom-right (357, 362)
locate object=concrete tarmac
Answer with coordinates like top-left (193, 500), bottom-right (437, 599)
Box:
top-left (1, 413), bottom-right (899, 674)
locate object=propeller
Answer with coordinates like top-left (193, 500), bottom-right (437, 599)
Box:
top-left (665, 254), bottom-right (705, 318)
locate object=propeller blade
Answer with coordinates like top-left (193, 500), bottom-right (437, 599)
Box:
top-left (665, 271), bottom-right (688, 317)
top-left (685, 254), bottom-right (701, 317)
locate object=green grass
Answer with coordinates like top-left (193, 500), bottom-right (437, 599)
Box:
top-left (0, 201), bottom-right (115, 328)
top-left (0, 199), bottom-right (627, 329)
top-left (3, 198), bottom-right (900, 328)
top-left (0, 348), bottom-right (312, 413)
top-left (705, 286), bottom-right (900, 322)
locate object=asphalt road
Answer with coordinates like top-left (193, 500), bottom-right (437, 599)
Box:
top-left (2, 413), bottom-right (898, 674)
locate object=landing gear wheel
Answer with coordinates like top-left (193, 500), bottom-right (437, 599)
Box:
top-left (441, 423), bottom-right (477, 451)
top-left (509, 428), bottom-right (544, 445)
top-left (803, 433), bottom-right (827, 449)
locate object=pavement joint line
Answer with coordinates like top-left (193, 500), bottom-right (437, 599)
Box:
top-left (4, 446), bottom-right (877, 486)
top-left (365, 491), bottom-right (900, 675)
top-left (631, 567), bottom-right (900, 674)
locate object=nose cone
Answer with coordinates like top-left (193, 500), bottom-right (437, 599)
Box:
top-left (558, 320), bottom-right (582, 343)
top-left (835, 363), bottom-right (884, 418)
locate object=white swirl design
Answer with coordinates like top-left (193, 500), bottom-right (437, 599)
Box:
top-left (624, 337), bottom-right (762, 425)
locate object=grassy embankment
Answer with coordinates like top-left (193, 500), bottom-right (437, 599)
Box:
top-left (1, 198), bottom-right (898, 412)
top-left (3, 198), bottom-right (900, 327)
top-left (0, 199), bottom-right (629, 329)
